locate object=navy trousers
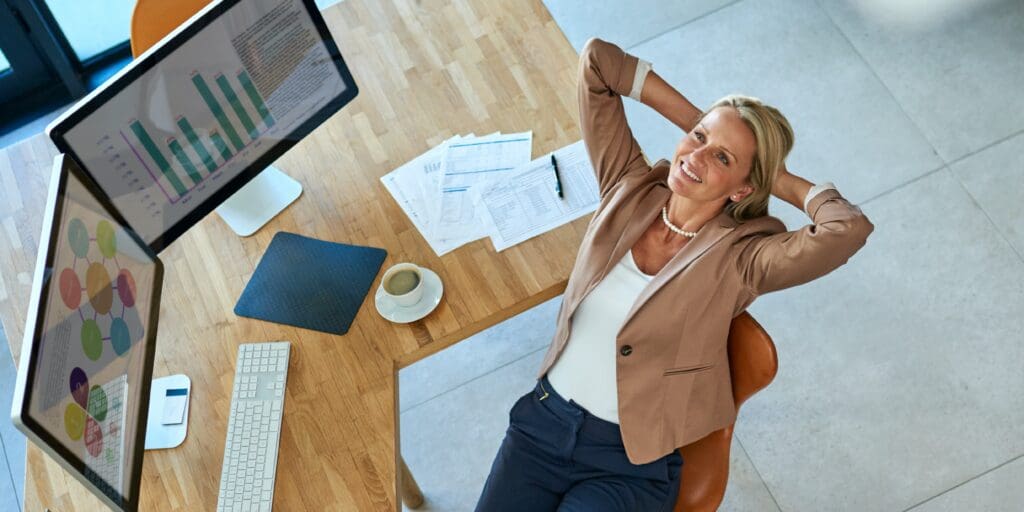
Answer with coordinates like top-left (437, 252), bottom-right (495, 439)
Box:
top-left (474, 375), bottom-right (683, 512)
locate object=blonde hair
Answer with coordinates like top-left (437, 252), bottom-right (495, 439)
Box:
top-left (696, 95), bottom-right (794, 223)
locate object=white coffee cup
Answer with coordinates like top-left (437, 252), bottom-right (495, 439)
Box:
top-left (380, 263), bottom-right (424, 307)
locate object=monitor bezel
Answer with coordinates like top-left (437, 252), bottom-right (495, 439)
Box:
top-left (46, 0), bottom-right (359, 253)
top-left (11, 154), bottom-right (162, 512)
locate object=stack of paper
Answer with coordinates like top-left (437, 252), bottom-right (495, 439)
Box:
top-left (381, 135), bottom-right (600, 255)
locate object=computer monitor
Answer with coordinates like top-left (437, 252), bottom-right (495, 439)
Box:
top-left (11, 155), bottom-right (162, 512)
top-left (47, 0), bottom-right (358, 252)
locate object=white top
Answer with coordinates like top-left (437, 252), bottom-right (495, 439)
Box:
top-left (547, 249), bottom-right (653, 424)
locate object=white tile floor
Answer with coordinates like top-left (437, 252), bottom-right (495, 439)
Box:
top-left (3, 0), bottom-right (1023, 511)
top-left (398, 0), bottom-right (1024, 511)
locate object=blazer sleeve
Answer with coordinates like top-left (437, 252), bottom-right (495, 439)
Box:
top-left (577, 37), bottom-right (652, 198)
top-left (735, 187), bottom-right (874, 295)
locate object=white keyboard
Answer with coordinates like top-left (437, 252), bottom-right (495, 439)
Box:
top-left (217, 341), bottom-right (291, 512)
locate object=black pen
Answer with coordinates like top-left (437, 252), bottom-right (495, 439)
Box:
top-left (551, 154), bottom-right (564, 199)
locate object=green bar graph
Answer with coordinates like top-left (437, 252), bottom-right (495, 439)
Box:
top-left (238, 70), bottom-right (274, 128)
top-left (210, 131), bottom-right (232, 161)
top-left (176, 117), bottom-right (217, 173)
top-left (130, 120), bottom-right (187, 196)
top-left (191, 73), bottom-right (245, 151)
top-left (168, 138), bottom-right (202, 186)
top-left (215, 74), bottom-right (258, 140)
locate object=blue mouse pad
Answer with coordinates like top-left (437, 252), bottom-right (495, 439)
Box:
top-left (235, 232), bottom-right (387, 335)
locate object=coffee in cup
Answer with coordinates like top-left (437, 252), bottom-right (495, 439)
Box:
top-left (385, 269), bottom-right (420, 295)
top-left (380, 263), bottom-right (424, 307)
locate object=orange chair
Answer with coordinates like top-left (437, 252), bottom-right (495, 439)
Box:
top-left (129, 0), bottom-right (212, 58)
top-left (673, 311), bottom-right (778, 511)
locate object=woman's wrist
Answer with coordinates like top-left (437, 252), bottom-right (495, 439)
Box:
top-left (772, 171), bottom-right (814, 211)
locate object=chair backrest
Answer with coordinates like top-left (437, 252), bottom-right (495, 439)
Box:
top-left (673, 311), bottom-right (778, 511)
top-left (129, 0), bottom-right (212, 57)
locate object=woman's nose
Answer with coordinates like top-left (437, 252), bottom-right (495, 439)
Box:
top-left (689, 146), bottom-right (709, 168)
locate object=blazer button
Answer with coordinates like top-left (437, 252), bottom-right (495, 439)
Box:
top-left (619, 345), bottom-right (633, 356)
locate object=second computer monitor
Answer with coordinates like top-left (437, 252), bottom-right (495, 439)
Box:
top-left (11, 155), bottom-right (162, 512)
top-left (47, 0), bottom-right (359, 252)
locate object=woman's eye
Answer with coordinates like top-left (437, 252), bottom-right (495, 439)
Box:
top-left (695, 132), bottom-right (727, 165)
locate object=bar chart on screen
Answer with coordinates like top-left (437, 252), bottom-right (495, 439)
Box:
top-left (61, 0), bottom-right (349, 245)
top-left (114, 68), bottom-right (276, 212)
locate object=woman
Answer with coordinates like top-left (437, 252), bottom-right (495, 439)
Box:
top-left (474, 38), bottom-right (874, 512)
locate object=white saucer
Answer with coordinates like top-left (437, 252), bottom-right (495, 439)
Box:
top-left (374, 268), bottom-right (443, 323)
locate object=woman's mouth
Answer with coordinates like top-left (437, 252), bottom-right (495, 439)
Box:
top-left (679, 160), bottom-right (702, 184)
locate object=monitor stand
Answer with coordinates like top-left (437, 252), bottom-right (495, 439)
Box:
top-left (215, 165), bottom-right (302, 236)
top-left (144, 374), bottom-right (191, 450)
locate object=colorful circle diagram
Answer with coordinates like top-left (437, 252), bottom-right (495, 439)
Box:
top-left (84, 417), bottom-right (103, 457)
top-left (69, 367), bottom-right (89, 408)
top-left (59, 269), bottom-right (82, 310)
top-left (60, 216), bottom-right (141, 362)
top-left (64, 403), bottom-right (87, 441)
top-left (86, 263), bottom-right (113, 315)
top-left (116, 269), bottom-right (136, 308)
top-left (58, 216), bottom-right (144, 455)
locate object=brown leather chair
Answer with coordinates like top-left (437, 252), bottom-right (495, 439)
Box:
top-left (673, 311), bottom-right (778, 511)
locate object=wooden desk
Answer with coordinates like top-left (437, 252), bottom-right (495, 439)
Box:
top-left (0, 0), bottom-right (583, 510)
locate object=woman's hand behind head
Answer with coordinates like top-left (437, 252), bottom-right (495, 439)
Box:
top-left (771, 161), bottom-right (792, 198)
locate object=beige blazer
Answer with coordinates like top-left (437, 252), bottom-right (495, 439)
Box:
top-left (535, 38), bottom-right (875, 465)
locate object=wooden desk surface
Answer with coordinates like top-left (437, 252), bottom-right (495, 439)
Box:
top-left (0, 0), bottom-right (583, 509)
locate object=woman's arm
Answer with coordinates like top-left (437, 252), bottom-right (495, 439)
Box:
top-left (577, 38), bottom-right (652, 197)
top-left (638, 71), bottom-right (704, 133)
top-left (635, 59), bottom-right (870, 295)
top-left (735, 184), bottom-right (873, 296)
top-left (771, 164), bottom-right (814, 210)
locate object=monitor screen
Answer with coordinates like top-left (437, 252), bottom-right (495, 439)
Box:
top-left (12, 156), bottom-right (162, 511)
top-left (48, 0), bottom-right (358, 252)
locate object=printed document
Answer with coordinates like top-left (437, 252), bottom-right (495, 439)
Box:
top-left (434, 131), bottom-right (533, 242)
top-left (478, 140), bottom-right (599, 251)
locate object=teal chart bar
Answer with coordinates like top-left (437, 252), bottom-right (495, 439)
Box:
top-left (176, 117), bottom-right (218, 173)
top-left (191, 72), bottom-right (245, 151)
top-left (129, 120), bottom-right (188, 196)
top-left (238, 70), bottom-right (275, 128)
top-left (168, 138), bottom-right (203, 186)
top-left (210, 131), bottom-right (232, 161)
top-left (215, 74), bottom-right (259, 140)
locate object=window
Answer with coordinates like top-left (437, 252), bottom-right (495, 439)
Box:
top-left (0, 1), bottom-right (132, 139)
top-left (45, 0), bottom-right (134, 61)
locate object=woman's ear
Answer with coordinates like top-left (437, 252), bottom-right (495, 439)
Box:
top-left (731, 184), bottom-right (755, 202)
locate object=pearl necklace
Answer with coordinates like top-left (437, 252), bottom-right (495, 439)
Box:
top-left (661, 206), bottom-right (698, 238)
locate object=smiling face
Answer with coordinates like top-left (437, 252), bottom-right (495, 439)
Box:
top-left (668, 106), bottom-right (757, 206)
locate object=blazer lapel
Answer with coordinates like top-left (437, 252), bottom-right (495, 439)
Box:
top-left (601, 186), bottom-right (670, 278)
top-left (569, 182), bottom-right (669, 317)
top-left (619, 205), bottom-right (738, 332)
top-left (568, 163), bottom-right (740, 330)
